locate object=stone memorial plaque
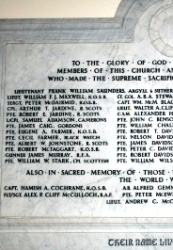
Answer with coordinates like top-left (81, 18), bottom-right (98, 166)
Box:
top-left (1, 0), bottom-right (173, 248)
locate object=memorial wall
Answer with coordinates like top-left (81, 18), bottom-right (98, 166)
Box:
top-left (1, 0), bottom-right (173, 249)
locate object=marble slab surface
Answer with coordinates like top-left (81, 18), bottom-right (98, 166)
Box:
top-left (1, 0), bottom-right (173, 248)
